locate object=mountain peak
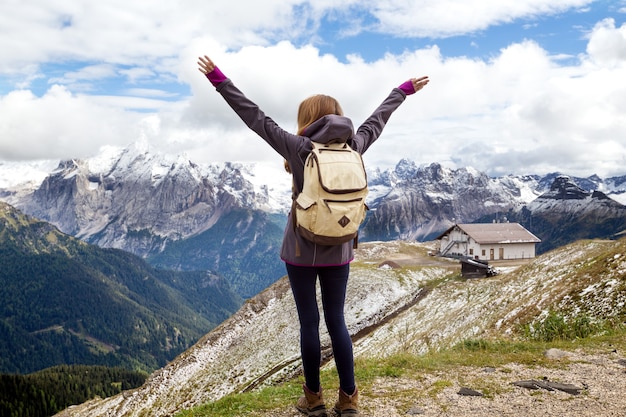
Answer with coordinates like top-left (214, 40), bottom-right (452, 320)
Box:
top-left (393, 158), bottom-right (418, 179)
top-left (545, 175), bottom-right (589, 200)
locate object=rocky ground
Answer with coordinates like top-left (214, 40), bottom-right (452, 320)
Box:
top-left (245, 242), bottom-right (626, 417)
top-left (249, 348), bottom-right (626, 416)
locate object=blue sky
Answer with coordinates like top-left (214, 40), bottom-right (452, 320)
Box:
top-left (1, 0), bottom-right (625, 178)
top-left (315, 4), bottom-right (595, 61)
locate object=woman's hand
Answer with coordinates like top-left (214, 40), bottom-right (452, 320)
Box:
top-left (198, 55), bottom-right (227, 86)
top-left (411, 76), bottom-right (430, 92)
top-left (197, 55), bottom-right (216, 74)
top-left (399, 76), bottom-right (430, 95)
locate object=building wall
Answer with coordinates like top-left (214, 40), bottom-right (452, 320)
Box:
top-left (439, 227), bottom-right (536, 260)
top-left (468, 242), bottom-right (536, 260)
top-left (438, 228), bottom-right (468, 257)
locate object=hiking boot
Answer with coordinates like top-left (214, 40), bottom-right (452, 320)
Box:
top-left (334, 387), bottom-right (359, 416)
top-left (296, 384), bottom-right (327, 416)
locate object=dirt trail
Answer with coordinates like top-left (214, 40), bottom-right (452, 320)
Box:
top-left (251, 349), bottom-right (626, 417)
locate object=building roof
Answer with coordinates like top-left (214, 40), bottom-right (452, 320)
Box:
top-left (437, 223), bottom-right (541, 244)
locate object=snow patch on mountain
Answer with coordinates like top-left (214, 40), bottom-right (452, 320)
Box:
top-left (86, 145), bottom-right (125, 174)
top-left (228, 161), bottom-right (292, 213)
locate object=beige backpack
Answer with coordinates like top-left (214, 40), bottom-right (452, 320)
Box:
top-left (294, 141), bottom-right (368, 246)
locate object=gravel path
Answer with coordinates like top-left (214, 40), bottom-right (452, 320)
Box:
top-left (249, 349), bottom-right (626, 417)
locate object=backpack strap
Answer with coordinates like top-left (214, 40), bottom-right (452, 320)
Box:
top-left (291, 199), bottom-right (302, 257)
top-left (288, 162), bottom-right (305, 256)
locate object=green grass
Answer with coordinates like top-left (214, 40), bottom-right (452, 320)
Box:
top-left (521, 310), bottom-right (622, 342)
top-left (175, 384), bottom-right (300, 417)
top-left (174, 324), bottom-right (626, 417)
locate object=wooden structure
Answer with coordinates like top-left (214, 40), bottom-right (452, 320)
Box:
top-left (461, 258), bottom-right (498, 278)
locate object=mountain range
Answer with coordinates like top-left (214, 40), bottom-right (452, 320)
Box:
top-left (0, 144), bottom-right (289, 298)
top-left (362, 160), bottom-right (626, 242)
top-left (476, 175), bottom-right (626, 253)
top-left (1, 143), bottom-right (625, 299)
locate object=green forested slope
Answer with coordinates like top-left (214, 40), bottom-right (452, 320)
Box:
top-left (148, 208), bottom-right (285, 298)
top-left (0, 202), bottom-right (242, 374)
top-left (0, 364), bottom-right (147, 417)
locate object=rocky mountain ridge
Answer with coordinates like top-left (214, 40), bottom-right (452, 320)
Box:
top-left (6, 144), bottom-right (290, 256)
top-left (479, 175), bottom-right (626, 253)
top-left (1, 144), bottom-right (625, 296)
top-left (3, 146), bottom-right (625, 247)
top-left (0, 145), bottom-right (289, 297)
top-left (362, 160), bottom-right (626, 241)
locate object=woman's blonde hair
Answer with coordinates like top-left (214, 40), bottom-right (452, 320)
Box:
top-left (296, 94), bottom-right (343, 135)
top-left (285, 95), bottom-right (344, 174)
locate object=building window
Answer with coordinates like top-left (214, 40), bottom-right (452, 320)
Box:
top-left (469, 249), bottom-right (474, 255)
top-left (482, 249), bottom-right (486, 256)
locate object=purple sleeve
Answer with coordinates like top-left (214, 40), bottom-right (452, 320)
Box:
top-left (398, 80), bottom-right (415, 95)
top-left (205, 66), bottom-right (228, 87)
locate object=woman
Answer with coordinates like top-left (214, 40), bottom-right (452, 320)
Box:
top-left (198, 55), bottom-right (429, 417)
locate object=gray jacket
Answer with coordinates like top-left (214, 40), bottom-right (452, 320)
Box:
top-left (215, 79), bottom-right (408, 266)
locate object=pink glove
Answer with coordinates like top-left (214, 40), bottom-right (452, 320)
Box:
top-left (205, 66), bottom-right (227, 87)
top-left (398, 80), bottom-right (416, 95)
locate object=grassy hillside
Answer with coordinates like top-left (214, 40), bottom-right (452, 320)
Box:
top-left (174, 329), bottom-right (626, 417)
top-left (174, 238), bottom-right (626, 417)
top-left (51, 238), bottom-right (626, 417)
top-left (0, 202), bottom-right (242, 374)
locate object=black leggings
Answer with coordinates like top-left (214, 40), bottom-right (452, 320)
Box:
top-left (286, 263), bottom-right (355, 394)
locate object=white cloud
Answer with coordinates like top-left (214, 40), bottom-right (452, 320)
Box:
top-left (1, 1), bottom-right (595, 73)
top-left (0, 1), bottom-right (624, 178)
top-left (48, 64), bottom-right (117, 88)
top-left (0, 86), bottom-right (145, 160)
top-left (177, 20), bottom-right (626, 175)
top-left (367, 0), bottom-right (596, 38)
top-left (176, 23), bottom-right (626, 177)
top-left (586, 18), bottom-right (626, 66)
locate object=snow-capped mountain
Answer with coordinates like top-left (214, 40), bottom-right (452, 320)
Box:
top-left (1, 144), bottom-right (291, 256)
top-left (528, 175), bottom-right (623, 214)
top-left (362, 160), bottom-right (626, 242)
top-left (1, 142), bottom-right (625, 294)
top-left (366, 159), bottom-right (540, 209)
top-left (493, 175), bottom-right (626, 253)
top-left (0, 144), bottom-right (293, 216)
top-left (362, 161), bottom-right (544, 241)
top-left (0, 144), bottom-right (296, 297)
top-left (2, 144), bottom-right (625, 249)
